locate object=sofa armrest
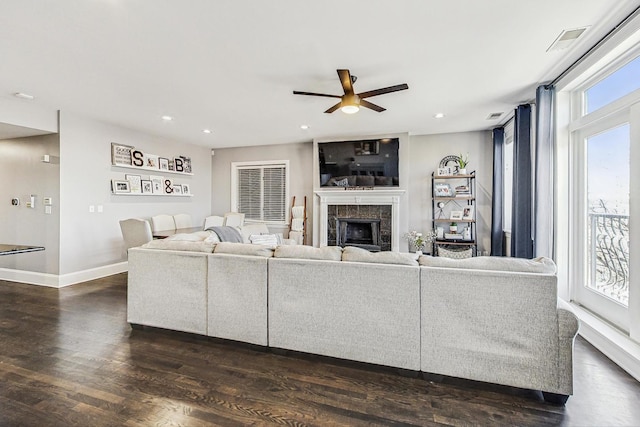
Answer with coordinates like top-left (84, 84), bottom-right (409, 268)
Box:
top-left (557, 298), bottom-right (580, 339)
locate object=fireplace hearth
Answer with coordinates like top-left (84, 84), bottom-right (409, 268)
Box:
top-left (336, 218), bottom-right (381, 251)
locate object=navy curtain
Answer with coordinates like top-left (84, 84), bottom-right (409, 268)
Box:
top-left (511, 104), bottom-right (533, 258)
top-left (491, 127), bottom-right (505, 256)
top-left (534, 85), bottom-right (555, 258)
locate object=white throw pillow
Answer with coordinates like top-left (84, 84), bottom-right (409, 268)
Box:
top-left (249, 234), bottom-right (279, 248)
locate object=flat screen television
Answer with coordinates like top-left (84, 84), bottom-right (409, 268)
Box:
top-left (318, 138), bottom-right (399, 187)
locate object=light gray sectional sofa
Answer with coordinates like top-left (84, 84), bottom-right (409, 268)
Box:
top-left (127, 235), bottom-right (579, 404)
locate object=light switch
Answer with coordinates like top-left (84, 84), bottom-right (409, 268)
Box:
top-left (45, 206), bottom-right (52, 214)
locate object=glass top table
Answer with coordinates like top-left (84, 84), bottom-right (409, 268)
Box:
top-left (0, 244), bottom-right (45, 256)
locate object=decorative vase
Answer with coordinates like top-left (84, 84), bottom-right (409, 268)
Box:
top-left (458, 168), bottom-right (467, 175)
top-left (450, 225), bottom-right (458, 233)
top-left (415, 250), bottom-right (423, 256)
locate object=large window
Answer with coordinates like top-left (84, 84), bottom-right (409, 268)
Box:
top-left (231, 161), bottom-right (289, 224)
top-left (569, 48), bottom-right (640, 332)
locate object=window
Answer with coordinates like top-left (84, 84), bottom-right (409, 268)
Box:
top-left (231, 160), bottom-right (289, 223)
top-left (585, 54), bottom-right (640, 114)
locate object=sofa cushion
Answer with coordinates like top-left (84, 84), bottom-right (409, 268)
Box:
top-left (274, 245), bottom-right (343, 261)
top-left (214, 242), bottom-right (274, 257)
top-left (141, 239), bottom-right (216, 253)
top-left (165, 231), bottom-right (208, 242)
top-left (356, 175), bottom-right (375, 186)
top-left (418, 255), bottom-right (557, 274)
top-left (342, 246), bottom-right (418, 266)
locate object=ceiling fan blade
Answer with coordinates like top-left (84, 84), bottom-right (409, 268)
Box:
top-left (357, 83), bottom-right (409, 99)
top-left (324, 102), bottom-right (342, 113)
top-left (293, 90), bottom-right (341, 98)
top-left (337, 69), bottom-right (354, 95)
top-left (360, 99), bottom-right (386, 112)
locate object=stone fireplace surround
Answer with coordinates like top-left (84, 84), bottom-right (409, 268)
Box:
top-left (331, 206), bottom-right (390, 251)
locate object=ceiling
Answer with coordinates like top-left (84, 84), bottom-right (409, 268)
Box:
top-left (1, 1), bottom-right (639, 148)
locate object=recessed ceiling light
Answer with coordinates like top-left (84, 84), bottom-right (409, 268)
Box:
top-left (300, 125), bottom-right (309, 130)
top-left (434, 113), bottom-right (445, 119)
top-left (202, 129), bottom-right (212, 134)
top-left (161, 115), bottom-right (173, 121)
top-left (14, 92), bottom-right (35, 100)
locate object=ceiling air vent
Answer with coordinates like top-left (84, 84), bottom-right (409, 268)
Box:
top-left (486, 112), bottom-right (503, 120)
top-left (547, 27), bottom-right (589, 52)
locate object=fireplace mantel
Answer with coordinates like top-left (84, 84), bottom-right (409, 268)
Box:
top-left (314, 189), bottom-right (406, 251)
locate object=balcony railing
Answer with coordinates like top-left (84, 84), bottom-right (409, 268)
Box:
top-left (589, 212), bottom-right (629, 305)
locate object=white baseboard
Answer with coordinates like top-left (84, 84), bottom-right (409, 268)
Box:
top-left (571, 303), bottom-right (640, 382)
top-left (0, 262), bottom-right (128, 288)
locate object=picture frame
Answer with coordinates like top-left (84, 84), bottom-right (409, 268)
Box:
top-left (172, 185), bottom-right (183, 195)
top-left (462, 206), bottom-right (475, 220)
top-left (158, 157), bottom-right (169, 171)
top-left (180, 156), bottom-right (192, 173)
top-left (354, 140), bottom-right (379, 155)
top-left (141, 179), bottom-right (153, 194)
top-left (181, 183), bottom-right (191, 195)
top-left (434, 182), bottom-right (455, 197)
top-left (436, 167), bottom-right (449, 176)
top-left (450, 210), bottom-right (464, 221)
top-left (144, 153), bottom-right (159, 169)
top-left (125, 174), bottom-right (142, 194)
top-left (150, 175), bottom-right (164, 194)
top-left (111, 143), bottom-right (134, 166)
top-left (112, 179), bottom-right (131, 194)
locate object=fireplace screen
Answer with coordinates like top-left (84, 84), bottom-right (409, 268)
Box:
top-left (336, 218), bottom-right (381, 252)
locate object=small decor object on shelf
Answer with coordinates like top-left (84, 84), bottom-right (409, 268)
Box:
top-left (437, 167), bottom-right (449, 176)
top-left (172, 185), bottom-right (183, 195)
top-left (439, 155), bottom-right (461, 175)
top-left (150, 175), bottom-right (164, 194)
top-left (125, 174), bottom-right (142, 194)
top-left (181, 184), bottom-right (191, 195)
top-left (164, 178), bottom-right (174, 194)
top-left (457, 153), bottom-right (469, 175)
top-left (434, 182), bottom-right (455, 197)
top-left (462, 206), bottom-right (474, 220)
top-left (449, 222), bottom-right (458, 233)
top-left (111, 179), bottom-right (131, 194)
top-left (450, 211), bottom-right (463, 221)
top-left (111, 143), bottom-right (134, 166)
top-left (159, 157), bottom-right (170, 171)
top-left (141, 180), bottom-right (153, 194)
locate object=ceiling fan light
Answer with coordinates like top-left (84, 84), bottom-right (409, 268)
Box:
top-left (341, 105), bottom-right (359, 114)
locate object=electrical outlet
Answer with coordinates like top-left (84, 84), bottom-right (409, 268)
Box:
top-left (89, 205), bottom-right (95, 213)
top-left (11, 198), bottom-right (19, 206)
top-left (44, 197), bottom-right (53, 205)
top-left (97, 205), bottom-right (103, 213)
top-left (45, 206), bottom-right (52, 214)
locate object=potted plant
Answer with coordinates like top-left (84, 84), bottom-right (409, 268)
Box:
top-left (450, 222), bottom-right (458, 233)
top-left (403, 230), bottom-right (436, 254)
top-left (457, 153), bottom-right (469, 175)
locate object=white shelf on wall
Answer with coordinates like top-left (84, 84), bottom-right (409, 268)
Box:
top-left (111, 192), bottom-right (194, 197)
top-left (111, 163), bottom-right (193, 176)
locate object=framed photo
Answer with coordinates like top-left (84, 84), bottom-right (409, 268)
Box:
top-left (436, 167), bottom-right (449, 176)
top-left (111, 143), bottom-right (134, 166)
top-left (181, 184), bottom-right (191, 195)
top-left (141, 180), bottom-right (153, 194)
top-left (144, 153), bottom-right (159, 169)
top-left (434, 182), bottom-right (454, 197)
top-left (163, 177), bottom-right (174, 194)
top-left (150, 175), bottom-right (164, 194)
top-left (450, 210), bottom-right (464, 221)
top-left (125, 174), bottom-right (142, 194)
top-left (172, 185), bottom-right (183, 195)
top-left (111, 180), bottom-right (131, 194)
top-left (180, 156), bottom-right (192, 173)
top-left (354, 140), bottom-right (379, 155)
top-left (158, 157), bottom-right (169, 171)
top-left (462, 206), bottom-right (475, 220)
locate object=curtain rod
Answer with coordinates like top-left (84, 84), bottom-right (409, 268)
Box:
top-left (550, 5), bottom-right (640, 85)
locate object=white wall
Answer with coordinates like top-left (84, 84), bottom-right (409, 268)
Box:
top-left (0, 134), bottom-right (60, 273)
top-left (407, 131), bottom-right (493, 254)
top-left (211, 141), bottom-right (314, 238)
top-left (58, 111), bottom-right (212, 275)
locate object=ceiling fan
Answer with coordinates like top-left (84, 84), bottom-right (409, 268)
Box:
top-left (293, 69), bottom-right (408, 114)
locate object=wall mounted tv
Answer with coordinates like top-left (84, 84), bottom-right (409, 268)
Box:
top-left (318, 138), bottom-right (399, 187)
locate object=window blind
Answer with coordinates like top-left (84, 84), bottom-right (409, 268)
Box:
top-left (236, 164), bottom-right (287, 222)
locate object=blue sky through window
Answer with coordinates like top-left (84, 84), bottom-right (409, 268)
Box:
top-left (585, 55), bottom-right (640, 114)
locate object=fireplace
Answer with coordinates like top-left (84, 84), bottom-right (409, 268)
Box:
top-left (336, 218), bottom-right (381, 251)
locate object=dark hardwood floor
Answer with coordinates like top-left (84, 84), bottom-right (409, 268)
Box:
top-left (1, 273), bottom-right (639, 426)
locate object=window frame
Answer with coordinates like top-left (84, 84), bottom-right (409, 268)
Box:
top-left (230, 160), bottom-right (290, 225)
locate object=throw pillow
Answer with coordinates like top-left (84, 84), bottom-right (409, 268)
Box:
top-left (341, 246), bottom-right (418, 266)
top-left (418, 255), bottom-right (557, 274)
top-left (249, 233), bottom-right (279, 248)
top-left (274, 245), bottom-right (343, 261)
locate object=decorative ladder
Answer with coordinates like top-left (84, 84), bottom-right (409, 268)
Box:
top-left (289, 196), bottom-right (307, 245)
